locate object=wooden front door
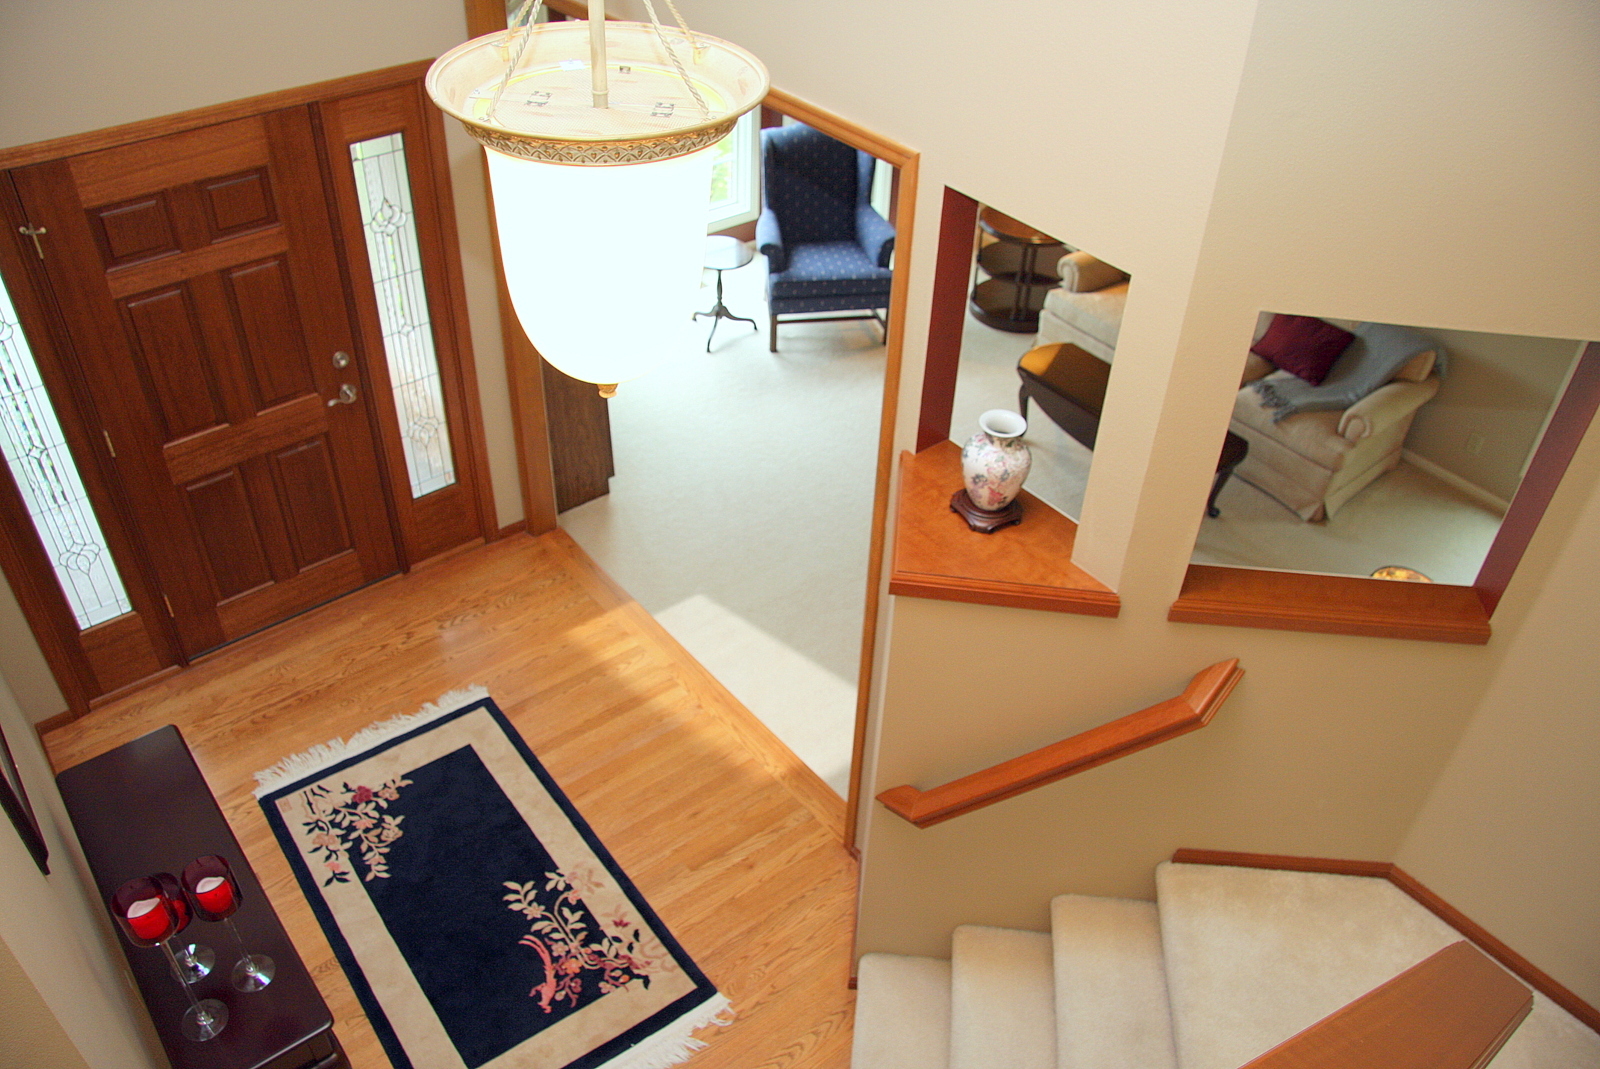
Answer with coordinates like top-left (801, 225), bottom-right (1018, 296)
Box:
top-left (12, 109), bottom-right (398, 657)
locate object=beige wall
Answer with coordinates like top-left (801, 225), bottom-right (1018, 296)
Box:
top-left (707, 0), bottom-right (1600, 1005)
top-left (0, 935), bottom-right (91, 1069)
top-left (1405, 330), bottom-right (1582, 504)
top-left (0, 0), bottom-right (521, 722)
top-left (0, 677), bottom-right (160, 1068)
top-left (1397, 433), bottom-right (1600, 1008)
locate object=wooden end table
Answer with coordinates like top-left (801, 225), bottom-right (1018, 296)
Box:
top-left (969, 208), bottom-right (1066, 332)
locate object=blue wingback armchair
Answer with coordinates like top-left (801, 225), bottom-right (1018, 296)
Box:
top-left (757, 123), bottom-right (894, 351)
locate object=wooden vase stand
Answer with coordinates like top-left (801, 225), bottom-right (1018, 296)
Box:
top-left (951, 489), bottom-right (1023, 533)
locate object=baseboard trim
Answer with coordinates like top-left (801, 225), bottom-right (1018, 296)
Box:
top-left (1401, 450), bottom-right (1511, 515)
top-left (33, 708), bottom-right (76, 738)
top-left (1171, 848), bottom-right (1599, 1035)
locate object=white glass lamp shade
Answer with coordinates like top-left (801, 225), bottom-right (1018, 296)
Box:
top-left (486, 146), bottom-right (713, 386)
top-left (427, 20), bottom-right (768, 388)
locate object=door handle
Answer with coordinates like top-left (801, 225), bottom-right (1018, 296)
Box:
top-left (327, 383), bottom-right (359, 407)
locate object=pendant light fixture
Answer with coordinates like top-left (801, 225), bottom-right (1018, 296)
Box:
top-left (427, 0), bottom-right (768, 396)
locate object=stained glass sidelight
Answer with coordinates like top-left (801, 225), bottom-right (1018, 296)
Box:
top-left (0, 274), bottom-right (131, 628)
top-left (350, 133), bottom-right (457, 499)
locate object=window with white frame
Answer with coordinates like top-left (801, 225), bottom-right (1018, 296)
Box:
top-left (707, 111), bottom-right (760, 233)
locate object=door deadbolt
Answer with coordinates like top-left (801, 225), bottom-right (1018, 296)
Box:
top-left (332, 350), bottom-right (351, 369)
top-left (328, 383), bottom-right (359, 406)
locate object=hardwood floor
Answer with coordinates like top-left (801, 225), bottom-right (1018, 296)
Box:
top-left (43, 530), bottom-right (858, 1069)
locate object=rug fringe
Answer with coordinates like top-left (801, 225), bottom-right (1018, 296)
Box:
top-left (251, 685), bottom-right (490, 797)
top-left (595, 993), bottom-right (734, 1069)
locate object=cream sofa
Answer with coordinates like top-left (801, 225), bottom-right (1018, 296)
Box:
top-left (1033, 277), bottom-right (1443, 520)
top-left (1229, 319), bottom-right (1442, 521)
top-left (1035, 251), bottom-right (1128, 361)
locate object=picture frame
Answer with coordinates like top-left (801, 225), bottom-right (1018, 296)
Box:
top-left (0, 723), bottom-right (49, 875)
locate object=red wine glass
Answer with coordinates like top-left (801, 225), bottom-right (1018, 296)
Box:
top-left (153, 871), bottom-right (214, 983)
top-left (110, 876), bottom-right (228, 1042)
top-left (182, 855), bottom-right (274, 992)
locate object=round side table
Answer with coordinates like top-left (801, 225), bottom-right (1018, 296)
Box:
top-left (969, 208), bottom-right (1066, 332)
top-left (693, 236), bottom-right (758, 351)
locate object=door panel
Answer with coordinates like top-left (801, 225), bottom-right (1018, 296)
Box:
top-left (272, 439), bottom-right (353, 567)
top-left (13, 108), bottom-right (398, 657)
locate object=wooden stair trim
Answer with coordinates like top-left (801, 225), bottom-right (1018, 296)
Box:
top-left (878, 659), bottom-right (1242, 828)
top-left (1237, 941), bottom-right (1531, 1069)
top-left (1172, 848), bottom-right (1600, 1034)
top-left (888, 443), bottom-right (1120, 618)
top-left (1170, 564), bottom-right (1491, 645)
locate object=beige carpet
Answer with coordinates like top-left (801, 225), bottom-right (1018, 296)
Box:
top-left (852, 861), bottom-right (1599, 1069)
top-left (954, 315), bottom-right (1505, 585)
top-left (559, 249), bottom-right (882, 795)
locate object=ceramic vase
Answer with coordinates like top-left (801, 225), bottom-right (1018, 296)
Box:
top-left (961, 409), bottom-right (1032, 510)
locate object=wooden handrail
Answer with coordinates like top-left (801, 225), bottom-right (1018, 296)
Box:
top-left (877, 658), bottom-right (1243, 828)
top-left (1239, 941), bottom-right (1530, 1069)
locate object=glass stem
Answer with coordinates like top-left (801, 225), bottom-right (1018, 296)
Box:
top-left (161, 940), bottom-right (211, 1023)
top-left (225, 916), bottom-right (255, 975)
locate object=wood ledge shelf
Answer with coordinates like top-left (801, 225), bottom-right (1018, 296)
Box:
top-left (879, 658), bottom-right (1242, 828)
top-left (1170, 564), bottom-right (1491, 645)
top-left (889, 443), bottom-right (1119, 617)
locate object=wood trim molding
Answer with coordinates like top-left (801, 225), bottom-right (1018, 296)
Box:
top-left (1171, 848), bottom-right (1600, 1033)
top-left (747, 87), bottom-right (920, 853)
top-left (1170, 564), bottom-right (1491, 644)
top-left (33, 709), bottom-right (77, 739)
top-left (878, 659), bottom-right (1242, 828)
top-left (1475, 340), bottom-right (1600, 614)
top-left (890, 443), bottom-right (1120, 616)
top-left (1238, 941), bottom-right (1531, 1069)
top-left (916, 188), bottom-right (979, 452)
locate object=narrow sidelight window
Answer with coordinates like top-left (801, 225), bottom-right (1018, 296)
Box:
top-left (350, 133), bottom-right (458, 499)
top-left (0, 274), bottom-right (131, 627)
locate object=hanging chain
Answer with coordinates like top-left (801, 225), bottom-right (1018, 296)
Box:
top-left (488, 0), bottom-right (547, 123)
top-left (639, 0), bottom-right (711, 120)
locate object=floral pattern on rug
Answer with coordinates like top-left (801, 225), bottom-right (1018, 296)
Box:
top-left (503, 863), bottom-right (668, 1012)
top-left (298, 776), bottom-right (412, 885)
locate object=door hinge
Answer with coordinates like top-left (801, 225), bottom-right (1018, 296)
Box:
top-left (162, 594), bottom-right (174, 617)
top-left (102, 430), bottom-right (116, 458)
top-left (17, 225), bottom-right (46, 260)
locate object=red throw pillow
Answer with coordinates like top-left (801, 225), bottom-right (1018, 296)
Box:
top-left (1251, 315), bottom-right (1355, 385)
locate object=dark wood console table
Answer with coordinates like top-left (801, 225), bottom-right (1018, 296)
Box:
top-left (56, 726), bottom-right (345, 1069)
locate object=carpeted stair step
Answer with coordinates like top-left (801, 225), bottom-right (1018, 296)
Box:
top-left (1155, 861), bottom-right (1600, 1069)
top-left (1155, 861), bottom-right (1486, 1069)
top-left (949, 925), bottom-right (1056, 1069)
top-left (852, 953), bottom-right (952, 1069)
top-left (1051, 894), bottom-right (1177, 1069)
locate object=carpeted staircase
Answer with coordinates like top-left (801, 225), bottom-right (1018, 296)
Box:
top-left (852, 861), bottom-right (1600, 1069)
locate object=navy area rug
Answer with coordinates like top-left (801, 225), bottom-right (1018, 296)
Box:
top-left (256, 688), bottom-right (729, 1069)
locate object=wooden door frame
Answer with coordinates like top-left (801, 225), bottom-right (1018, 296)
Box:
top-left (461, 0), bottom-right (918, 850)
top-left (0, 61), bottom-right (498, 721)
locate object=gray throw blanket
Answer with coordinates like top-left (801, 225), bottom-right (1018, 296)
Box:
top-left (1253, 320), bottom-right (1444, 422)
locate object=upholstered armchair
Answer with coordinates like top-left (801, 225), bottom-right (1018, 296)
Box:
top-left (1229, 316), bottom-right (1444, 521)
top-left (758, 123), bottom-right (894, 352)
top-left (1036, 251), bottom-right (1129, 362)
